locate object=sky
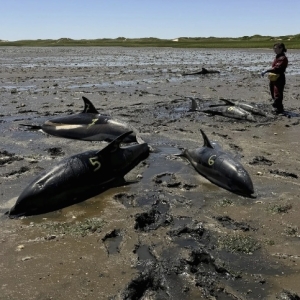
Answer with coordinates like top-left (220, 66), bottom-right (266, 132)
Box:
top-left (1, 0), bottom-right (300, 41)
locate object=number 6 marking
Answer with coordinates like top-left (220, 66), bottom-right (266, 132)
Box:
top-left (89, 157), bottom-right (101, 171)
top-left (208, 155), bottom-right (216, 166)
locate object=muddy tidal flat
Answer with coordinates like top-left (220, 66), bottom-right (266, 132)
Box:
top-left (1, 47), bottom-right (300, 300)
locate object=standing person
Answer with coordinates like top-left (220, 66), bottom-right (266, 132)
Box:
top-left (261, 43), bottom-right (288, 113)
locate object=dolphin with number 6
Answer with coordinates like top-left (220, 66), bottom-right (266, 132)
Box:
top-left (8, 131), bottom-right (149, 217)
top-left (177, 129), bottom-right (254, 197)
top-left (20, 96), bottom-right (139, 143)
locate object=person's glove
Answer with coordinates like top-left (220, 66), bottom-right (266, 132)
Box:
top-left (261, 71), bottom-right (266, 77)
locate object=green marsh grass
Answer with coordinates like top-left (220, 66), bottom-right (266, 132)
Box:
top-left (1, 34), bottom-right (300, 48)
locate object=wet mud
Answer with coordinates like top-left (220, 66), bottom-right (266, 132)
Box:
top-left (1, 47), bottom-right (300, 299)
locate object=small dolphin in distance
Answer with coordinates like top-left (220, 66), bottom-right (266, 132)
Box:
top-left (177, 129), bottom-right (254, 197)
top-left (20, 96), bottom-right (139, 143)
top-left (182, 67), bottom-right (220, 76)
top-left (8, 131), bottom-right (149, 217)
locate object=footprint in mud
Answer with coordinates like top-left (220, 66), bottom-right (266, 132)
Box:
top-left (211, 132), bottom-right (230, 139)
top-left (167, 217), bottom-right (208, 249)
top-left (153, 172), bottom-right (181, 187)
top-left (121, 262), bottom-right (168, 300)
top-left (153, 172), bottom-right (197, 190)
top-left (269, 169), bottom-right (298, 179)
top-left (184, 248), bottom-right (240, 299)
top-left (249, 155), bottom-right (274, 166)
top-left (2, 166), bottom-right (30, 178)
top-left (168, 219), bottom-right (205, 239)
top-left (133, 244), bottom-right (156, 271)
top-left (121, 241), bottom-right (240, 300)
top-left (102, 229), bottom-right (123, 255)
top-left (228, 143), bottom-right (243, 152)
top-left (186, 248), bottom-right (230, 275)
top-left (0, 150), bottom-right (24, 166)
top-left (113, 193), bottom-right (136, 208)
top-left (214, 215), bottom-right (255, 232)
top-left (134, 200), bottom-right (172, 231)
top-left (46, 147), bottom-right (65, 157)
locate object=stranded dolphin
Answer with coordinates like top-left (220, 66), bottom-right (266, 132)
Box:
top-left (189, 98), bottom-right (256, 121)
top-left (182, 67), bottom-right (220, 76)
top-left (188, 97), bottom-right (227, 112)
top-left (200, 106), bottom-right (255, 122)
top-left (8, 131), bottom-right (149, 217)
top-left (219, 98), bottom-right (267, 117)
top-left (177, 129), bottom-right (254, 196)
top-left (20, 96), bottom-right (139, 143)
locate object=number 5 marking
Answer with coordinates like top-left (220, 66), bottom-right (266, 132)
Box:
top-left (208, 155), bottom-right (216, 166)
top-left (89, 156), bottom-right (101, 171)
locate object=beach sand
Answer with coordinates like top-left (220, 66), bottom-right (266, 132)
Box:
top-left (1, 47), bottom-right (300, 299)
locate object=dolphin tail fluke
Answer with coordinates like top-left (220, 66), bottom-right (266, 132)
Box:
top-left (82, 96), bottom-right (99, 114)
top-left (97, 131), bottom-right (133, 155)
top-left (200, 129), bottom-right (214, 149)
top-left (19, 124), bottom-right (42, 130)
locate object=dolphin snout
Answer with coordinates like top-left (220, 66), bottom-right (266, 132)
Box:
top-left (233, 170), bottom-right (254, 196)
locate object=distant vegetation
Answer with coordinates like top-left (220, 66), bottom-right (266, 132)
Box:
top-left (1, 34), bottom-right (300, 48)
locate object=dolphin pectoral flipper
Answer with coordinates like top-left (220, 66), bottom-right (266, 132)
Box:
top-left (82, 96), bottom-right (99, 114)
top-left (19, 124), bottom-right (42, 130)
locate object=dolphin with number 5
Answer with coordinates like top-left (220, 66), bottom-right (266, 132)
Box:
top-left (20, 96), bottom-right (139, 143)
top-left (8, 131), bottom-right (149, 217)
top-left (177, 129), bottom-right (254, 197)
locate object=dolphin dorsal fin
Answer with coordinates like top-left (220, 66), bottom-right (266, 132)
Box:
top-left (220, 98), bottom-right (235, 105)
top-left (190, 98), bottom-right (198, 111)
top-left (96, 131), bottom-right (133, 155)
top-left (200, 129), bottom-right (214, 148)
top-left (82, 96), bottom-right (99, 114)
top-left (202, 67), bottom-right (208, 74)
